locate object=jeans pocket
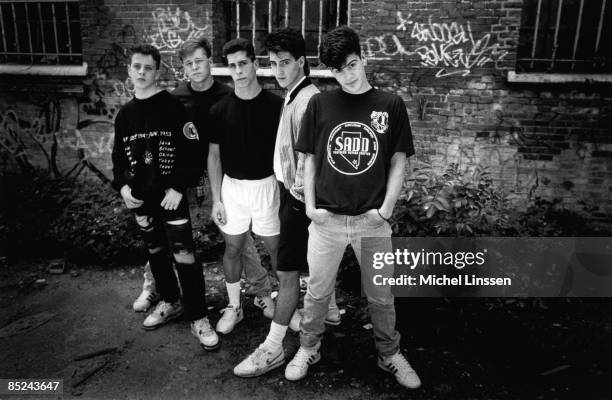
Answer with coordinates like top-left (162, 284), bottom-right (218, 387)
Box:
top-left (365, 209), bottom-right (385, 228)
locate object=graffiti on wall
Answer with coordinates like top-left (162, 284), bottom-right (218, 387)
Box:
top-left (147, 7), bottom-right (209, 79)
top-left (0, 98), bottom-right (114, 181)
top-left (364, 12), bottom-right (508, 77)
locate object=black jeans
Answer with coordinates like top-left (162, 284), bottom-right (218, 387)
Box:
top-left (134, 194), bottom-right (206, 321)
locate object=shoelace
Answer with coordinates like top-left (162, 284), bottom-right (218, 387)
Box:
top-left (194, 319), bottom-right (214, 335)
top-left (291, 347), bottom-right (316, 366)
top-left (155, 301), bottom-right (173, 315)
top-left (250, 347), bottom-right (270, 366)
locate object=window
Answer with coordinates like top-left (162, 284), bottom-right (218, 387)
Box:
top-left (220, 0), bottom-right (350, 67)
top-left (0, 0), bottom-right (82, 65)
top-left (516, 0), bottom-right (611, 74)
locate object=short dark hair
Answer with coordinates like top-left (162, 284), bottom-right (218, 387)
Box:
top-left (179, 37), bottom-right (212, 60)
top-left (222, 38), bottom-right (255, 61)
top-left (265, 28), bottom-right (310, 76)
top-left (319, 26), bottom-right (361, 70)
top-left (130, 44), bottom-right (161, 70)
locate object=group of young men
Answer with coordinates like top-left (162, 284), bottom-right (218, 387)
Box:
top-left (112, 26), bottom-right (421, 389)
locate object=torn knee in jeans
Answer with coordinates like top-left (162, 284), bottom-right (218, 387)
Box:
top-left (149, 246), bottom-right (163, 254)
top-left (173, 249), bottom-right (195, 264)
top-left (165, 219), bottom-right (194, 258)
top-left (166, 218), bottom-right (189, 226)
top-left (136, 215), bottom-right (152, 228)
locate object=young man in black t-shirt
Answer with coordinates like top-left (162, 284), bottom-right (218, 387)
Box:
top-left (285, 27), bottom-right (422, 389)
top-left (208, 39), bottom-right (283, 335)
top-left (112, 44), bottom-right (218, 350)
top-left (133, 38), bottom-right (276, 322)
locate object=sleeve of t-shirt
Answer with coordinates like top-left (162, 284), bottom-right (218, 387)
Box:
top-left (111, 109), bottom-right (130, 192)
top-left (390, 96), bottom-right (415, 157)
top-left (294, 97), bottom-right (317, 154)
top-left (169, 101), bottom-right (199, 191)
top-left (208, 103), bottom-right (223, 144)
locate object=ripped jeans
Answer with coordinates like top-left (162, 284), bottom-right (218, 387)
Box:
top-left (134, 194), bottom-right (206, 321)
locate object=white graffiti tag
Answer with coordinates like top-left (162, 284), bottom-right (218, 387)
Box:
top-left (147, 7), bottom-right (208, 51)
top-left (364, 12), bottom-right (508, 78)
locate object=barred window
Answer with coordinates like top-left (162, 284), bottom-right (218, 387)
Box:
top-left (517, 0), bottom-right (611, 73)
top-left (220, 0), bottom-right (351, 67)
top-left (0, 0), bottom-right (82, 65)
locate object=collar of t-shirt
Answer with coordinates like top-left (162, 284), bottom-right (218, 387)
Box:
top-left (284, 76), bottom-right (310, 106)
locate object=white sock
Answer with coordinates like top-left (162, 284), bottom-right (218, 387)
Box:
top-left (262, 321), bottom-right (287, 351)
top-left (329, 291), bottom-right (338, 310)
top-left (226, 281), bottom-right (241, 307)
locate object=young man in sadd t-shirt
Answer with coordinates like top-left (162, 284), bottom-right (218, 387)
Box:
top-left (207, 38), bottom-right (283, 335)
top-left (132, 37), bottom-right (277, 326)
top-left (284, 26), bottom-right (422, 389)
top-left (111, 44), bottom-right (216, 349)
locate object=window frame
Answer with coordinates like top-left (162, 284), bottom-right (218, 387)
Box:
top-left (214, 0), bottom-right (352, 78)
top-left (0, 0), bottom-right (87, 76)
top-left (511, 0), bottom-right (611, 83)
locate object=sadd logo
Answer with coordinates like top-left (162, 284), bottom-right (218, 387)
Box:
top-left (326, 122), bottom-right (378, 175)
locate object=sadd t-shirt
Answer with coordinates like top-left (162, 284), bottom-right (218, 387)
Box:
top-left (295, 88), bottom-right (414, 215)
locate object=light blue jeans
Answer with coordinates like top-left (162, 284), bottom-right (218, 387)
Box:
top-left (241, 232), bottom-right (273, 297)
top-left (300, 210), bottom-right (400, 357)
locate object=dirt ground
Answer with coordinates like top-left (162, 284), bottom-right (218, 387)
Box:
top-left (0, 261), bottom-right (611, 400)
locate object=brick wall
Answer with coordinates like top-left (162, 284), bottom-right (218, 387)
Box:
top-left (0, 0), bottom-right (610, 217)
top-left (353, 0), bottom-right (612, 217)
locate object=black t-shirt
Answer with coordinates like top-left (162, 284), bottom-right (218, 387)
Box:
top-left (209, 89), bottom-right (282, 180)
top-left (111, 90), bottom-right (200, 200)
top-left (295, 88), bottom-right (414, 215)
top-left (171, 80), bottom-right (231, 179)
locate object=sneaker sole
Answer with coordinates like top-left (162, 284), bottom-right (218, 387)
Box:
top-left (201, 341), bottom-right (220, 351)
top-left (142, 310), bottom-right (184, 330)
top-left (324, 318), bottom-right (341, 326)
top-left (234, 357), bottom-right (285, 378)
top-left (285, 353), bottom-right (321, 381)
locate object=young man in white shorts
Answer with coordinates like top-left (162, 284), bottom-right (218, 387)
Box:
top-left (208, 38), bottom-right (283, 335)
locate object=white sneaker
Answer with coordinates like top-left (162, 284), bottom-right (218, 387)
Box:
top-left (133, 289), bottom-right (160, 312)
top-left (377, 352), bottom-right (422, 389)
top-left (191, 317), bottom-right (219, 351)
top-left (284, 342), bottom-right (321, 381)
top-left (133, 262), bottom-right (159, 312)
top-left (325, 307), bottom-right (341, 326)
top-left (142, 301), bottom-right (183, 330)
top-left (289, 309), bottom-right (303, 332)
top-left (253, 295), bottom-right (275, 319)
top-left (215, 305), bottom-right (243, 334)
top-left (234, 344), bottom-right (285, 377)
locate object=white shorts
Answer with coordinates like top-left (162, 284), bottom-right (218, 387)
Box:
top-left (220, 174), bottom-right (280, 237)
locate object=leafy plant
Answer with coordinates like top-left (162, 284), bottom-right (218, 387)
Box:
top-left (393, 163), bottom-right (512, 236)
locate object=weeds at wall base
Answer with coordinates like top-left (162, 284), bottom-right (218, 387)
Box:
top-left (0, 166), bottom-right (610, 267)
